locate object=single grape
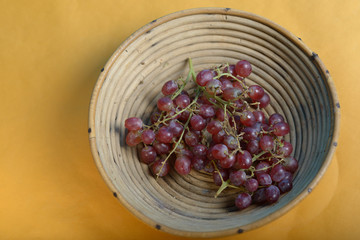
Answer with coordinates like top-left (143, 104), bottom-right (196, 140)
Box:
top-left (255, 161), bottom-right (270, 176)
top-left (156, 126), bottom-right (174, 143)
top-left (140, 146), bottom-right (157, 164)
top-left (219, 154), bottom-right (236, 169)
top-left (246, 139), bottom-right (260, 154)
top-left (192, 144), bottom-right (208, 157)
top-left (253, 110), bottom-right (266, 123)
top-left (229, 170), bottom-right (246, 186)
top-left (235, 192), bottom-right (252, 210)
top-left (244, 178), bottom-right (259, 192)
top-left (211, 144), bottom-right (229, 160)
top-left (283, 156), bottom-right (299, 173)
top-left (248, 85), bottom-right (265, 101)
top-left (212, 130), bottom-right (226, 143)
top-left (206, 119), bottom-right (222, 134)
top-left (234, 150), bottom-right (252, 169)
top-left (278, 141), bottom-right (293, 157)
top-left (258, 92), bottom-right (270, 108)
top-left (268, 113), bottom-right (284, 126)
top-left (126, 130), bottom-right (142, 146)
top-left (151, 159), bottom-right (170, 177)
top-left (252, 188), bottom-right (267, 204)
top-left (270, 164), bottom-right (286, 182)
top-left (273, 122), bottom-right (290, 136)
top-left (223, 135), bottom-right (238, 150)
top-left (278, 179), bottom-right (293, 193)
top-left (192, 156), bottom-right (208, 171)
top-left (242, 127), bottom-right (259, 141)
top-left (174, 155), bottom-right (192, 175)
top-left (168, 120), bottom-right (184, 138)
top-left (124, 117), bottom-right (143, 131)
top-left (196, 69), bottom-right (215, 86)
top-left (235, 60), bottom-right (252, 77)
top-left (199, 104), bottom-right (216, 119)
top-left (259, 135), bottom-right (274, 151)
top-left (161, 80), bottom-right (178, 96)
top-left (157, 96), bottom-right (174, 112)
top-left (265, 185), bottom-right (280, 204)
top-left (240, 110), bottom-right (256, 127)
top-left (141, 129), bottom-right (155, 144)
top-left (153, 141), bottom-right (171, 154)
top-left (257, 173), bottom-right (272, 186)
top-left (184, 130), bottom-right (200, 147)
top-left (213, 168), bottom-right (229, 186)
top-left (175, 94), bottom-right (191, 109)
top-left (222, 87), bottom-right (242, 101)
top-left (205, 79), bottom-right (222, 95)
top-left (190, 115), bottom-right (207, 131)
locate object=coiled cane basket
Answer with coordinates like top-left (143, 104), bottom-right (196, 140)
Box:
top-left (88, 8), bottom-right (340, 238)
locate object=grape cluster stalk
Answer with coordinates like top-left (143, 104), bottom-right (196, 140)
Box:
top-left (124, 58), bottom-right (298, 210)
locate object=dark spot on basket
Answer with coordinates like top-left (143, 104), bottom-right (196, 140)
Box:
top-left (237, 229), bottom-right (244, 234)
top-left (115, 115), bottom-right (118, 121)
top-left (298, 37), bottom-right (302, 41)
top-left (140, 62), bottom-right (145, 65)
top-left (336, 102), bottom-right (340, 108)
top-left (333, 142), bottom-right (338, 147)
top-left (151, 42), bottom-right (158, 47)
top-left (145, 29), bottom-right (151, 34)
top-left (88, 128), bottom-right (91, 133)
top-left (225, 8), bottom-right (231, 12)
top-left (125, 49), bottom-right (128, 53)
top-left (113, 157), bottom-right (118, 165)
top-left (115, 126), bottom-right (120, 134)
top-left (326, 69), bottom-right (330, 74)
top-left (139, 80), bottom-right (144, 85)
top-left (151, 19), bottom-right (157, 23)
top-left (101, 67), bottom-right (104, 72)
top-left (109, 127), bottom-right (112, 133)
top-left (310, 52), bottom-right (318, 61)
top-left (155, 224), bottom-right (161, 230)
top-left (308, 188), bottom-right (312, 193)
top-left (113, 192), bottom-right (118, 198)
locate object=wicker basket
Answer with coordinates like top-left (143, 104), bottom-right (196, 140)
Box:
top-left (88, 8), bottom-right (340, 238)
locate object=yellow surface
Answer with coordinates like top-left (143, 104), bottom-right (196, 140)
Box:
top-left (0, 0), bottom-right (358, 239)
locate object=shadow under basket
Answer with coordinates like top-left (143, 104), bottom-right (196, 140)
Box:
top-left (88, 8), bottom-right (340, 238)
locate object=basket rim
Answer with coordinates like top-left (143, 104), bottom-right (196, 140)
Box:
top-left (88, 7), bottom-right (341, 238)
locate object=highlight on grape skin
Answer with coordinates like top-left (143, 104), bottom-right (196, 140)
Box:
top-left (123, 59), bottom-right (298, 211)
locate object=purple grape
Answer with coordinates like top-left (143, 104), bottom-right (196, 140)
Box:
top-left (125, 117), bottom-right (143, 131)
top-left (229, 170), bottom-right (246, 186)
top-left (265, 185), bottom-right (280, 204)
top-left (278, 179), bottom-right (293, 193)
top-left (190, 115), bottom-right (207, 131)
top-left (235, 192), bottom-right (252, 210)
top-left (141, 129), bottom-right (155, 144)
top-left (257, 173), bottom-right (272, 186)
top-left (140, 146), bottom-right (157, 164)
top-left (270, 164), bottom-right (286, 182)
top-left (235, 60), bottom-right (252, 77)
top-left (244, 178), bottom-right (259, 192)
top-left (174, 155), bottom-right (192, 175)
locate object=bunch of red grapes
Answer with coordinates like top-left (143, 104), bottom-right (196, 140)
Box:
top-left (124, 59), bottom-right (298, 210)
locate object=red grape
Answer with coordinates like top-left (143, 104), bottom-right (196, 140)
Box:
top-left (235, 60), bottom-right (252, 77)
top-left (196, 69), bottom-right (215, 86)
top-left (283, 156), bottom-right (299, 173)
top-left (244, 178), bottom-right (259, 192)
top-left (235, 192), bottom-right (252, 210)
top-left (162, 80), bottom-right (178, 96)
top-left (174, 155), bottom-right (192, 175)
top-left (151, 159), bottom-right (170, 177)
top-left (156, 126), bottom-right (174, 143)
top-left (126, 130), bottom-right (142, 146)
top-left (248, 85), bottom-right (265, 101)
top-left (140, 146), bottom-right (157, 164)
top-left (211, 144), bottom-right (229, 160)
top-left (273, 122), bottom-right (290, 136)
top-left (258, 92), bottom-right (270, 108)
top-left (265, 185), bottom-right (280, 204)
top-left (229, 170), bottom-right (247, 186)
top-left (259, 135), bottom-right (274, 151)
top-left (190, 115), bottom-right (207, 131)
top-left (234, 150), bottom-right (252, 169)
top-left (141, 129), bottom-right (155, 144)
top-left (157, 96), bottom-right (174, 112)
top-left (175, 94), bottom-right (191, 109)
top-left (125, 117), bottom-right (143, 131)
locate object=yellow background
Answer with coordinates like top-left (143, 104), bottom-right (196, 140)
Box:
top-left (1, 0), bottom-right (358, 239)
